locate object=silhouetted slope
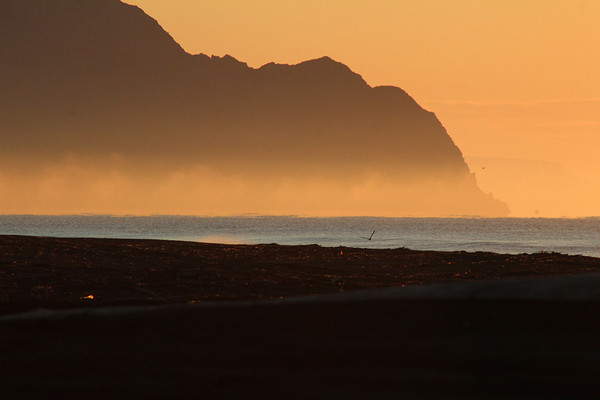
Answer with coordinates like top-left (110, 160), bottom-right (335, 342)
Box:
top-left (0, 0), bottom-right (509, 216)
top-left (1, 0), bottom-right (189, 77)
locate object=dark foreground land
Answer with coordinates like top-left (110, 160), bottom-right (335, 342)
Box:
top-left (1, 235), bottom-right (600, 399)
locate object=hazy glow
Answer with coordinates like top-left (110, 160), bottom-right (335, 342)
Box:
top-left (0, 157), bottom-right (504, 217)
top-left (428, 99), bottom-right (600, 217)
top-left (125, 0), bottom-right (600, 217)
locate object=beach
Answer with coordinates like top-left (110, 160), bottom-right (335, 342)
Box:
top-left (1, 235), bottom-right (599, 399)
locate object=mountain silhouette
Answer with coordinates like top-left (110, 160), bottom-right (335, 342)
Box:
top-left (0, 0), bottom-right (509, 216)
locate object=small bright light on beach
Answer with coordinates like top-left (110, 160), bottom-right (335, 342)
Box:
top-left (81, 295), bottom-right (94, 300)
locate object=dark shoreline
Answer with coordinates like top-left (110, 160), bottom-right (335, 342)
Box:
top-left (2, 235), bottom-right (600, 399)
top-left (1, 234), bottom-right (599, 314)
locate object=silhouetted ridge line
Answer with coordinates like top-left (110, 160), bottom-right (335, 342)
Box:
top-left (258, 56), bottom-right (370, 90)
top-left (0, 0), bottom-right (510, 216)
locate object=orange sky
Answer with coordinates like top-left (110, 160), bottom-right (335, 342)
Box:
top-left (125, 1), bottom-right (599, 217)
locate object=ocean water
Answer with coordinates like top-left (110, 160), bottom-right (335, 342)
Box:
top-left (1, 215), bottom-right (599, 257)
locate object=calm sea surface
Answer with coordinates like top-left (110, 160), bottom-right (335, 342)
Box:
top-left (0, 215), bottom-right (599, 257)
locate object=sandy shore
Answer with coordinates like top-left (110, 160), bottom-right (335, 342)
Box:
top-left (1, 235), bottom-right (599, 399)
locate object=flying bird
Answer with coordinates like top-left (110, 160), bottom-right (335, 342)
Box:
top-left (361, 230), bottom-right (376, 240)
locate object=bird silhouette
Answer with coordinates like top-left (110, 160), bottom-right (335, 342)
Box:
top-left (361, 230), bottom-right (375, 240)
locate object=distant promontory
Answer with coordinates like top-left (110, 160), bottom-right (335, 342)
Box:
top-left (0, 0), bottom-right (509, 216)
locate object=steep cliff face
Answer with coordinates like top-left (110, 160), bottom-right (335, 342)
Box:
top-left (0, 0), bottom-right (509, 216)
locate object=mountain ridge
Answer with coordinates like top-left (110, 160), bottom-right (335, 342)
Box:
top-left (0, 0), bottom-right (509, 216)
